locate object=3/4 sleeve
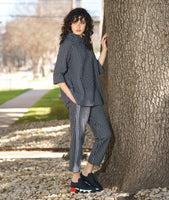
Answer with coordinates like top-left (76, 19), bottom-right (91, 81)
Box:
top-left (53, 40), bottom-right (72, 85)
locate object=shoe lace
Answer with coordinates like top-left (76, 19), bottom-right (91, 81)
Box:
top-left (79, 178), bottom-right (91, 187)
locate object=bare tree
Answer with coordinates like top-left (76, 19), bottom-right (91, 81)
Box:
top-left (4, 17), bottom-right (60, 79)
top-left (2, 43), bottom-right (26, 71)
top-left (96, 0), bottom-right (169, 194)
top-left (3, 0), bottom-right (61, 79)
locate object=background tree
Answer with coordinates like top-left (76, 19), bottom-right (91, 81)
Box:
top-left (4, 17), bottom-right (59, 79)
top-left (2, 44), bottom-right (26, 72)
top-left (96, 0), bottom-right (169, 194)
top-left (2, 0), bottom-right (63, 79)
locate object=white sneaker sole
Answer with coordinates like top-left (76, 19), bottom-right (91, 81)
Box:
top-left (78, 188), bottom-right (95, 193)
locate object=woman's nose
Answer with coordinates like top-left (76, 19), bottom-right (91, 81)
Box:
top-left (77, 21), bottom-right (81, 26)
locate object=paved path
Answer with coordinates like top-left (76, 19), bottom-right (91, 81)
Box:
top-left (0, 151), bottom-right (65, 158)
top-left (0, 89), bottom-right (50, 129)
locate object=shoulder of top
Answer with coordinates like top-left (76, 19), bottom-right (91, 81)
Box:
top-left (60, 38), bottom-right (73, 47)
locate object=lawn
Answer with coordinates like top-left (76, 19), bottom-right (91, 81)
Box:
top-left (0, 89), bottom-right (31, 105)
top-left (14, 87), bottom-right (69, 124)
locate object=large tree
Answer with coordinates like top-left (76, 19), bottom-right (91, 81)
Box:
top-left (96, 0), bottom-right (169, 194)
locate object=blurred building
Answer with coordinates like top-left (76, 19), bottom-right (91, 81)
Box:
top-left (72, 0), bottom-right (82, 7)
top-left (38, 0), bottom-right (72, 20)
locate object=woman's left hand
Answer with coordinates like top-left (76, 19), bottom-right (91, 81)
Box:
top-left (101, 33), bottom-right (108, 52)
top-left (98, 33), bottom-right (108, 66)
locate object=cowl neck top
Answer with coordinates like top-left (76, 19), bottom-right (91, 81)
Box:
top-left (67, 32), bottom-right (85, 44)
top-left (53, 32), bottom-right (104, 106)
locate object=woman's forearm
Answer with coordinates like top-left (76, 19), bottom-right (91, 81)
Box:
top-left (58, 82), bottom-right (77, 104)
top-left (98, 49), bottom-right (107, 66)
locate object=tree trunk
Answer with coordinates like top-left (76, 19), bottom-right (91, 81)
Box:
top-left (96, 0), bottom-right (169, 194)
top-left (32, 60), bottom-right (40, 80)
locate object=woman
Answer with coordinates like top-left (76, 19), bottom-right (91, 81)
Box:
top-left (53, 8), bottom-right (112, 193)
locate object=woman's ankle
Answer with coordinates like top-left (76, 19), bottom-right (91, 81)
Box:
top-left (82, 169), bottom-right (91, 176)
top-left (72, 172), bottom-right (80, 183)
top-left (82, 162), bottom-right (94, 176)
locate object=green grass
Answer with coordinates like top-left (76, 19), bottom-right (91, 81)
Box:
top-left (14, 87), bottom-right (69, 124)
top-left (0, 89), bottom-right (31, 105)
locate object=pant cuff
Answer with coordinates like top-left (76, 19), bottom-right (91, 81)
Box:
top-left (88, 158), bottom-right (101, 167)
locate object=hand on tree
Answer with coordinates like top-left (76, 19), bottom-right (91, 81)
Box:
top-left (101, 33), bottom-right (108, 52)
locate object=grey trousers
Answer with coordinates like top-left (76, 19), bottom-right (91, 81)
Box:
top-left (66, 101), bottom-right (112, 172)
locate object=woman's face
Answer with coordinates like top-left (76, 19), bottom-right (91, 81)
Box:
top-left (71, 17), bottom-right (86, 37)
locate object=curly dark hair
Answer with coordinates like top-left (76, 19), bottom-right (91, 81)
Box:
top-left (60, 8), bottom-right (94, 50)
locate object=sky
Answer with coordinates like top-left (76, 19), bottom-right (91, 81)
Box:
top-left (0, 0), bottom-right (101, 26)
top-left (0, 0), bottom-right (38, 26)
top-left (0, 0), bottom-right (15, 25)
top-left (82, 0), bottom-right (101, 17)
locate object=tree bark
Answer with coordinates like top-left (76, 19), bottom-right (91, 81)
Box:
top-left (96, 0), bottom-right (169, 194)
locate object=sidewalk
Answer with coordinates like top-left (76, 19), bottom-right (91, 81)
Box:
top-left (0, 151), bottom-right (65, 158)
top-left (0, 89), bottom-right (50, 129)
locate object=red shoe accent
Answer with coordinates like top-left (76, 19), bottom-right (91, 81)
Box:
top-left (70, 187), bottom-right (78, 193)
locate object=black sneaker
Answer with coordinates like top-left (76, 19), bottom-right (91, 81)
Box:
top-left (80, 172), bottom-right (103, 191)
top-left (70, 177), bottom-right (96, 193)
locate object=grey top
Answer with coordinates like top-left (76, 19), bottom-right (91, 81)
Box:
top-left (53, 32), bottom-right (104, 106)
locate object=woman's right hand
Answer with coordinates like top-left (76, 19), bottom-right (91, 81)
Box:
top-left (70, 96), bottom-right (77, 104)
top-left (58, 82), bottom-right (77, 104)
